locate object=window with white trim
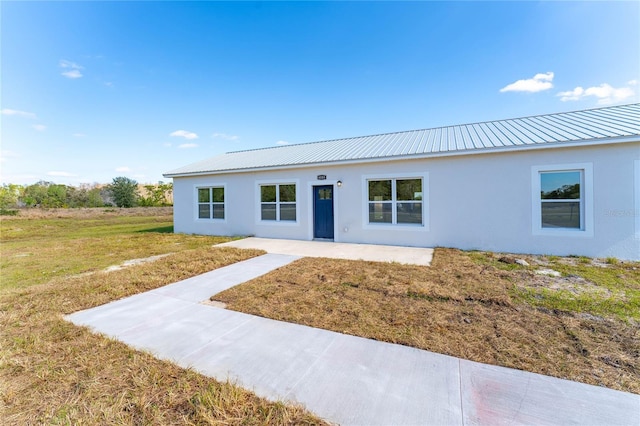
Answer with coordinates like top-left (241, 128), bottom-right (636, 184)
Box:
top-left (197, 187), bottom-right (224, 220)
top-left (532, 163), bottom-right (593, 236)
top-left (367, 178), bottom-right (423, 225)
top-left (260, 183), bottom-right (296, 221)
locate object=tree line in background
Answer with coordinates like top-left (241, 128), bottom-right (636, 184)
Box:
top-left (0, 177), bottom-right (173, 212)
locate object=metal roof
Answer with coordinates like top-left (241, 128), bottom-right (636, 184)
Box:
top-left (165, 103), bottom-right (640, 177)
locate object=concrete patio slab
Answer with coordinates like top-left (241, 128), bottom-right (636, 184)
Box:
top-left (66, 254), bottom-right (640, 426)
top-left (217, 237), bottom-right (434, 266)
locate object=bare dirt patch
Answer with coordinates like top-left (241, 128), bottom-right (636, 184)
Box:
top-left (524, 273), bottom-right (613, 296)
top-left (201, 299), bottom-right (228, 309)
top-left (214, 248), bottom-right (640, 394)
top-left (104, 253), bottom-right (172, 272)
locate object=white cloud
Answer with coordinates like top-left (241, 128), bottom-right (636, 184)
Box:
top-left (170, 130), bottom-right (198, 140)
top-left (62, 69), bottom-right (83, 79)
top-left (1, 108), bottom-right (36, 119)
top-left (557, 87), bottom-right (584, 101)
top-left (60, 60), bottom-right (80, 68)
top-left (212, 132), bottom-right (239, 141)
top-left (500, 72), bottom-right (554, 93)
top-left (60, 59), bottom-right (84, 79)
top-left (47, 171), bottom-right (77, 177)
top-left (179, 143), bottom-right (199, 149)
top-left (628, 79), bottom-right (638, 86)
top-left (276, 140), bottom-right (290, 145)
top-left (557, 82), bottom-right (635, 105)
top-left (33, 124), bottom-right (47, 131)
top-left (115, 166), bottom-right (131, 172)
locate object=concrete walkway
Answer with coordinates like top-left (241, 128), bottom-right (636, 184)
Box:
top-left (217, 237), bottom-right (434, 266)
top-left (66, 254), bottom-right (639, 426)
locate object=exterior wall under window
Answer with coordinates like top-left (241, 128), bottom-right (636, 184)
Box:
top-left (171, 141), bottom-right (640, 260)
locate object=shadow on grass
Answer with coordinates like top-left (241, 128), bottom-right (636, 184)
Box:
top-left (137, 226), bottom-right (174, 233)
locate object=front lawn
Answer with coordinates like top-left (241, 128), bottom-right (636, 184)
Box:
top-left (214, 248), bottom-right (640, 394)
top-left (0, 208), bottom-right (326, 424)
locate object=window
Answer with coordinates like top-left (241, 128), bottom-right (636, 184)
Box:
top-left (197, 187), bottom-right (224, 220)
top-left (532, 163), bottom-right (593, 236)
top-left (318, 188), bottom-right (332, 200)
top-left (368, 178), bottom-right (423, 225)
top-left (540, 171), bottom-right (581, 229)
top-left (260, 183), bottom-right (296, 221)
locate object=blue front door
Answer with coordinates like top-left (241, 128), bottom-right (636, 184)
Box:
top-left (313, 185), bottom-right (334, 239)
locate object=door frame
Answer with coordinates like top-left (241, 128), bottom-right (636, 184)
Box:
top-left (308, 180), bottom-right (339, 242)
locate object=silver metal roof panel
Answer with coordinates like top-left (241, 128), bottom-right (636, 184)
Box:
top-left (165, 103), bottom-right (640, 177)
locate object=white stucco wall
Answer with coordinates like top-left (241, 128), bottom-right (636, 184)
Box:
top-left (171, 142), bottom-right (640, 260)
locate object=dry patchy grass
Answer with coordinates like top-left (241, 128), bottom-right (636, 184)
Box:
top-left (0, 247), bottom-right (325, 425)
top-left (214, 248), bottom-right (640, 394)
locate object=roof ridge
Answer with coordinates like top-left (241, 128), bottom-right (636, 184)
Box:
top-left (224, 103), bottom-right (640, 155)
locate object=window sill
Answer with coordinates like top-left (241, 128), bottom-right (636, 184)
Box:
top-left (363, 223), bottom-right (428, 232)
top-left (257, 220), bottom-right (300, 226)
top-left (533, 228), bottom-right (593, 238)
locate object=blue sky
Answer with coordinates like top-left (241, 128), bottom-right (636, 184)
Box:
top-left (2, 1), bottom-right (638, 185)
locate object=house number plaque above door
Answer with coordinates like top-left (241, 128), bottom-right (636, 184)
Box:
top-left (317, 175), bottom-right (327, 180)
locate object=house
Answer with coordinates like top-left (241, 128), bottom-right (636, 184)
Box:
top-left (164, 104), bottom-right (640, 261)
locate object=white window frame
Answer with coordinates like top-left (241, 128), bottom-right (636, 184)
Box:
top-left (255, 179), bottom-right (300, 225)
top-left (194, 184), bottom-right (226, 222)
top-left (362, 172), bottom-right (429, 231)
top-left (531, 163), bottom-right (593, 237)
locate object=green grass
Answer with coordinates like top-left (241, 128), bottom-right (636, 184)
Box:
top-left (513, 259), bottom-right (640, 322)
top-left (467, 251), bottom-right (640, 322)
top-left (2, 215), bottom-right (169, 240)
top-left (514, 287), bottom-right (638, 320)
top-left (0, 214), bottom-right (233, 290)
top-left (466, 251), bottom-right (530, 273)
